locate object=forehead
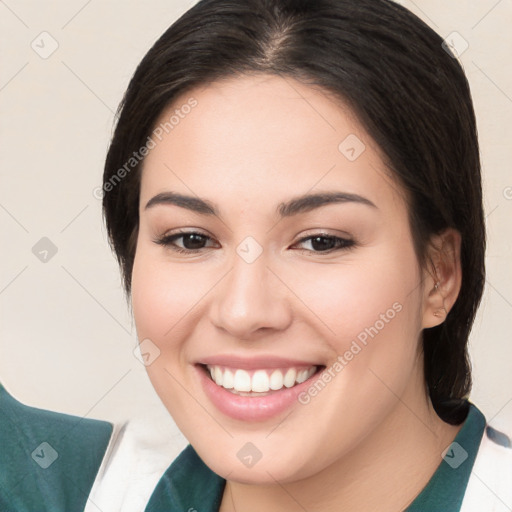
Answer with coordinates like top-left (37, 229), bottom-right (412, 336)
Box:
top-left (140, 73), bottom-right (406, 213)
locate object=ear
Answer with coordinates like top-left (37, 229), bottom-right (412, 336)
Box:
top-left (421, 228), bottom-right (462, 329)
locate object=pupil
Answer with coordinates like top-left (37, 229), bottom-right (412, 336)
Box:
top-left (184, 233), bottom-right (205, 249)
top-left (311, 236), bottom-right (334, 251)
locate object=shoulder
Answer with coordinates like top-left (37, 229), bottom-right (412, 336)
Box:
top-left (145, 444), bottom-right (225, 511)
top-left (0, 382), bottom-right (113, 512)
top-left (460, 406), bottom-right (512, 512)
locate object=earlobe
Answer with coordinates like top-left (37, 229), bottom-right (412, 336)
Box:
top-left (421, 228), bottom-right (462, 329)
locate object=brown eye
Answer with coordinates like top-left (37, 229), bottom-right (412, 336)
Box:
top-left (178, 233), bottom-right (208, 250)
top-left (293, 234), bottom-right (355, 253)
top-left (154, 231), bottom-right (217, 254)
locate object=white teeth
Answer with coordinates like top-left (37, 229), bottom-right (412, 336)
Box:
top-left (223, 368), bottom-right (234, 389)
top-left (252, 370), bottom-right (270, 392)
top-left (296, 369), bottom-right (309, 384)
top-left (233, 369), bottom-right (252, 392)
top-left (283, 368), bottom-right (297, 388)
top-left (205, 365), bottom-right (317, 393)
top-left (269, 369), bottom-right (284, 390)
top-left (214, 366), bottom-right (223, 386)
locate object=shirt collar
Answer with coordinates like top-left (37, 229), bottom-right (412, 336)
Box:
top-left (145, 401), bottom-right (486, 512)
top-left (405, 401), bottom-right (486, 511)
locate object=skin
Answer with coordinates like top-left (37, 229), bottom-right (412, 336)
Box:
top-left (131, 73), bottom-right (463, 511)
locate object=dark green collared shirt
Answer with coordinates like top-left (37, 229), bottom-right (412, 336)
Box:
top-left (0, 383), bottom-right (113, 512)
top-left (145, 402), bottom-right (487, 511)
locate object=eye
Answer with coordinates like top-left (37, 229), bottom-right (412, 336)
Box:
top-left (153, 231), bottom-right (356, 255)
top-left (153, 230), bottom-right (217, 254)
top-left (292, 234), bottom-right (355, 253)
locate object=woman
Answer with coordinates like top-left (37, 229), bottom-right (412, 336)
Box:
top-left (95, 0), bottom-right (511, 510)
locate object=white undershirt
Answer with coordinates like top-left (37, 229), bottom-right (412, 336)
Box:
top-left (84, 413), bottom-right (187, 512)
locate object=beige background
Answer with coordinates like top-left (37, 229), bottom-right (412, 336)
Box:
top-left (1, 0), bottom-right (511, 442)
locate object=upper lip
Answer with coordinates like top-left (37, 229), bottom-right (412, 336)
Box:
top-left (197, 354), bottom-right (323, 370)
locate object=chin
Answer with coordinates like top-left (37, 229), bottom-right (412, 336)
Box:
top-left (190, 435), bottom-right (325, 486)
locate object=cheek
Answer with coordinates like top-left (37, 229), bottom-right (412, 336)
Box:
top-left (131, 249), bottom-right (200, 413)
top-left (131, 248), bottom-right (211, 344)
top-left (285, 249), bottom-right (421, 349)
top-left (283, 243), bottom-right (424, 416)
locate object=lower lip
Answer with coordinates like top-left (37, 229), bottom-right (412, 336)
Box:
top-left (196, 365), bottom-right (321, 422)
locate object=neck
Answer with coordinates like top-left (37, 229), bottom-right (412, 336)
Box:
top-left (219, 367), bottom-right (463, 512)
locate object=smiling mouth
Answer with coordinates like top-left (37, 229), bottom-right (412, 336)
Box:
top-left (200, 364), bottom-right (325, 396)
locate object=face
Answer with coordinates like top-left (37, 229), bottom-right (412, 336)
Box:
top-left (131, 74), bottom-right (430, 484)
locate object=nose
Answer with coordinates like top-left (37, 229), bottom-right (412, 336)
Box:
top-left (209, 251), bottom-right (292, 339)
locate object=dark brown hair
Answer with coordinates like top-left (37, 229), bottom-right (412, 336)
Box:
top-left (102, 0), bottom-right (486, 424)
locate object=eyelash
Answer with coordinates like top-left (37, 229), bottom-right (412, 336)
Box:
top-left (153, 230), bottom-right (356, 255)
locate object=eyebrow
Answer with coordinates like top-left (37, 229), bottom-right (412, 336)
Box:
top-left (144, 191), bottom-right (377, 217)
